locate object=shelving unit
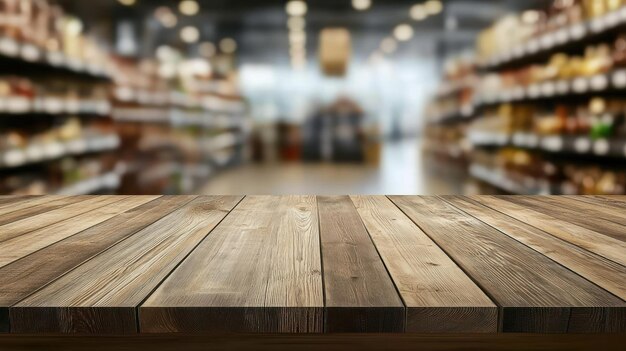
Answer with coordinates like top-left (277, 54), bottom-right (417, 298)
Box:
top-left (0, 0), bottom-right (126, 195)
top-left (425, 2), bottom-right (626, 195)
top-left (111, 58), bottom-right (249, 195)
top-left (479, 6), bottom-right (626, 70)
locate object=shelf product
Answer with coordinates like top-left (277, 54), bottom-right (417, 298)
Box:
top-left (426, 0), bottom-right (626, 195)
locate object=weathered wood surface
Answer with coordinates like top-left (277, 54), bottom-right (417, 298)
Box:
top-left (140, 196), bottom-right (323, 333)
top-left (0, 196), bottom-right (622, 335)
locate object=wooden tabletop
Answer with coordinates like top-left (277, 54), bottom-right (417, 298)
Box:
top-left (0, 195), bottom-right (624, 335)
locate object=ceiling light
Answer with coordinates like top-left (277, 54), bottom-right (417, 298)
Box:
top-left (287, 16), bottom-right (306, 31)
top-left (289, 31), bottom-right (307, 45)
top-left (410, 4), bottom-right (428, 21)
top-left (424, 0), bottom-right (443, 15)
top-left (286, 1), bottom-right (307, 17)
top-left (352, 0), bottom-right (372, 11)
top-left (155, 7), bottom-right (178, 28)
top-left (393, 24), bottom-right (414, 41)
top-left (380, 37), bottom-right (397, 54)
top-left (199, 42), bottom-right (216, 57)
top-left (118, 0), bottom-right (136, 6)
top-left (179, 0), bottom-right (200, 16)
top-left (180, 26), bottom-right (200, 43)
top-left (220, 38), bottom-right (237, 54)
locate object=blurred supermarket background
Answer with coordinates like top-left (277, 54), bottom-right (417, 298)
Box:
top-left (1, 0), bottom-right (626, 195)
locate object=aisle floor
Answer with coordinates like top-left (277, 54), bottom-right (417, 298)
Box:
top-left (201, 139), bottom-right (468, 195)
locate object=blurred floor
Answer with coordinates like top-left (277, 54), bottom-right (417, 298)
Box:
top-left (200, 139), bottom-right (469, 195)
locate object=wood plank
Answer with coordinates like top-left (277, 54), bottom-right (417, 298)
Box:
top-left (503, 196), bottom-right (626, 242)
top-left (0, 196), bottom-right (127, 243)
top-left (0, 196), bottom-right (159, 268)
top-left (10, 196), bottom-right (242, 334)
top-left (564, 195), bottom-right (626, 218)
top-left (389, 196), bottom-right (626, 333)
top-left (140, 196), bottom-right (324, 334)
top-left (0, 196), bottom-right (64, 216)
top-left (0, 196), bottom-right (194, 333)
top-left (594, 195), bottom-right (626, 202)
top-left (351, 196), bottom-right (497, 333)
top-left (0, 196), bottom-right (92, 226)
top-left (0, 196), bottom-right (31, 207)
top-left (317, 196), bottom-right (405, 333)
top-left (443, 196), bottom-right (626, 300)
top-left (474, 196), bottom-right (626, 266)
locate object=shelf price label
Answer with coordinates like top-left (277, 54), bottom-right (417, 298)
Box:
top-left (572, 77), bottom-right (589, 93)
top-left (554, 28), bottom-right (569, 44)
top-left (0, 37), bottom-right (19, 56)
top-left (540, 34), bottom-right (555, 49)
top-left (542, 136), bottom-right (563, 152)
top-left (574, 137), bottom-right (591, 153)
top-left (612, 70), bottom-right (626, 88)
top-left (569, 23), bottom-right (587, 39)
top-left (46, 51), bottom-right (65, 67)
top-left (556, 80), bottom-right (570, 95)
top-left (20, 44), bottom-right (41, 62)
top-left (593, 139), bottom-right (610, 155)
top-left (590, 75), bottom-right (608, 91)
top-left (528, 84), bottom-right (541, 98)
top-left (541, 82), bottom-right (556, 96)
top-left (527, 39), bottom-right (540, 54)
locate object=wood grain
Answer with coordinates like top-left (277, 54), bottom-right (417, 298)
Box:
top-left (0, 196), bottom-right (92, 226)
top-left (503, 196), bottom-right (626, 242)
top-left (1, 195), bottom-right (625, 335)
top-left (10, 196), bottom-right (242, 334)
top-left (140, 196), bottom-right (324, 334)
top-left (317, 196), bottom-right (405, 332)
top-left (0, 196), bottom-right (64, 216)
top-left (0, 196), bottom-right (194, 333)
top-left (0, 196), bottom-right (158, 268)
top-left (0, 196), bottom-right (30, 206)
top-left (570, 195), bottom-right (626, 210)
top-left (0, 196), bottom-right (126, 243)
top-left (443, 196), bottom-right (626, 300)
top-left (351, 196), bottom-right (497, 333)
top-left (474, 196), bottom-right (626, 266)
top-left (594, 195), bottom-right (626, 202)
top-left (389, 196), bottom-right (626, 333)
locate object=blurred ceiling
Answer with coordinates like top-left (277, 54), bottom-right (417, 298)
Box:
top-left (59, 0), bottom-right (548, 61)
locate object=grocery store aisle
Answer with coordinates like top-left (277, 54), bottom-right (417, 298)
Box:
top-left (200, 139), bottom-right (469, 195)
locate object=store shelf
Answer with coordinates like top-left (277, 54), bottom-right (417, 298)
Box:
top-left (0, 96), bottom-right (111, 116)
top-left (54, 171), bottom-right (121, 195)
top-left (475, 69), bottom-right (626, 106)
top-left (112, 107), bottom-right (171, 124)
top-left (479, 7), bottom-right (626, 70)
top-left (427, 104), bottom-right (475, 124)
top-left (0, 134), bottom-right (120, 169)
top-left (434, 77), bottom-right (476, 99)
top-left (0, 37), bottom-right (112, 81)
top-left (469, 132), bottom-right (626, 158)
top-left (469, 164), bottom-right (553, 195)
